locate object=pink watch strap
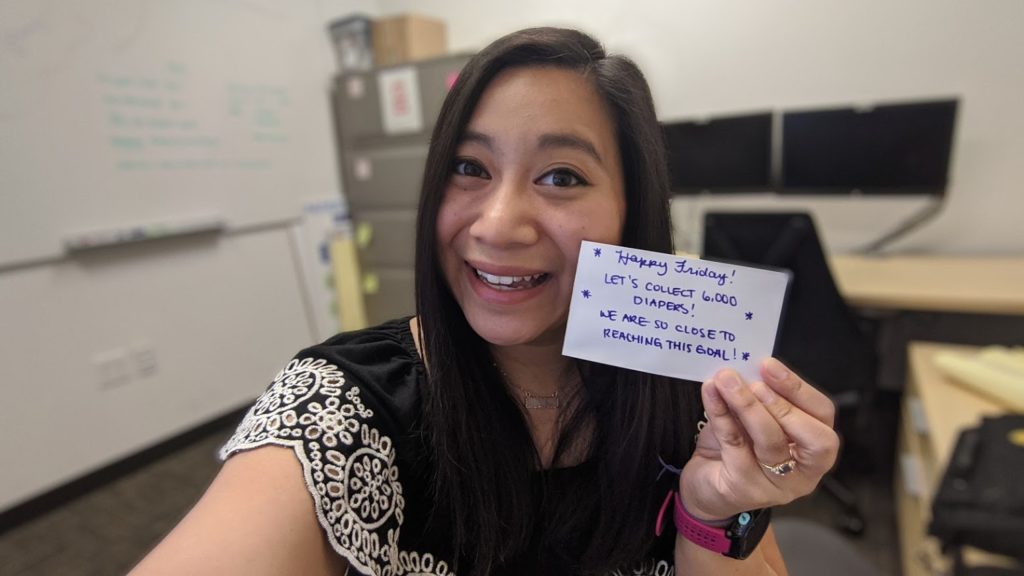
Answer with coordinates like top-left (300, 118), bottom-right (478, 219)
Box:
top-left (655, 491), bottom-right (732, 555)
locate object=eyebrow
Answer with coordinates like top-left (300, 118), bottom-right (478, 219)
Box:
top-left (458, 130), bottom-right (603, 164)
top-left (460, 130), bottom-right (494, 151)
top-left (538, 132), bottom-right (603, 164)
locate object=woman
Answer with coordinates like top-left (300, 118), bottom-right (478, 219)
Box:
top-left (131, 27), bottom-right (837, 575)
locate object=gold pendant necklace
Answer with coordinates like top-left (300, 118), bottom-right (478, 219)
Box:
top-left (518, 388), bottom-right (560, 410)
top-left (494, 363), bottom-right (561, 410)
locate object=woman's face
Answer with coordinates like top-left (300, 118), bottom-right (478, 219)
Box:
top-left (437, 66), bottom-right (627, 348)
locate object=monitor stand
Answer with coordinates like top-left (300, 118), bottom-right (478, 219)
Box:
top-left (859, 198), bottom-right (945, 254)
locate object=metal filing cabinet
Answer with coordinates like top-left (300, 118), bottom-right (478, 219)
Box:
top-left (333, 54), bottom-right (472, 325)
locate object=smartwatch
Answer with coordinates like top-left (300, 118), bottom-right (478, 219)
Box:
top-left (656, 491), bottom-right (772, 560)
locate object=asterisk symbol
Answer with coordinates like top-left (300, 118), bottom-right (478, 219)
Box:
top-left (593, 247), bottom-right (602, 257)
top-left (745, 312), bottom-right (753, 320)
top-left (581, 289), bottom-right (592, 299)
top-left (742, 352), bottom-right (750, 361)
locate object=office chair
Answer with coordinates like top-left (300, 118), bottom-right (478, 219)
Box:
top-left (772, 517), bottom-right (880, 575)
top-left (702, 211), bottom-right (876, 535)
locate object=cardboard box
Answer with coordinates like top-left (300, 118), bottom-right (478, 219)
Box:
top-left (373, 15), bottom-right (447, 67)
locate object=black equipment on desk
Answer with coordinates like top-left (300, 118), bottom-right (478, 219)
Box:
top-left (662, 112), bottom-right (773, 194)
top-left (781, 99), bottom-right (958, 196)
top-left (929, 414), bottom-right (1024, 562)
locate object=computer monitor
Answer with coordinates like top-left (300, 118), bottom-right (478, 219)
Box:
top-left (781, 99), bottom-right (958, 196)
top-left (662, 112), bottom-right (772, 194)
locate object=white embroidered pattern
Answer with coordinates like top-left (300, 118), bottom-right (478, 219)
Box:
top-left (219, 357), bottom-right (452, 576)
top-left (221, 356), bottom-right (675, 575)
top-left (610, 560), bottom-right (675, 576)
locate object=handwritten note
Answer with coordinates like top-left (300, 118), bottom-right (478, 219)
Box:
top-left (563, 241), bottom-right (790, 383)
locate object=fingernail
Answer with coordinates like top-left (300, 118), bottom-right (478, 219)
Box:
top-left (717, 371), bottom-right (741, 391)
top-left (703, 380), bottom-right (721, 401)
top-left (766, 358), bottom-right (789, 381)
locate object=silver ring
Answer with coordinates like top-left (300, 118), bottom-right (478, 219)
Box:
top-left (760, 457), bottom-right (797, 476)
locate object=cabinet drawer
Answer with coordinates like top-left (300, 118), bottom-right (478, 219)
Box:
top-left (334, 72), bottom-right (382, 142)
top-left (335, 54), bottom-right (470, 142)
top-left (362, 268), bottom-right (415, 325)
top-left (354, 211), bottom-right (417, 267)
top-left (344, 145), bottom-right (427, 210)
top-left (417, 55), bottom-right (469, 128)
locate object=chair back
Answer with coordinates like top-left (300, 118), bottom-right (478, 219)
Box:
top-left (702, 212), bottom-right (875, 398)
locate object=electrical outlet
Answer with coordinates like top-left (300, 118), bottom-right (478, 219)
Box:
top-left (129, 342), bottom-right (158, 378)
top-left (93, 348), bottom-right (131, 389)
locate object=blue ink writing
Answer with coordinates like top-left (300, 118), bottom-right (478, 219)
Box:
top-left (673, 324), bottom-right (736, 342)
top-left (694, 344), bottom-right (735, 360)
top-left (604, 273), bottom-right (638, 288)
top-left (666, 339), bottom-right (694, 353)
top-left (603, 328), bottom-right (664, 349)
top-left (621, 313), bottom-right (649, 327)
top-left (632, 295), bottom-right (694, 315)
top-left (675, 260), bottom-right (731, 286)
top-left (644, 281), bottom-right (695, 298)
top-left (700, 290), bottom-right (738, 307)
top-left (616, 250), bottom-right (668, 277)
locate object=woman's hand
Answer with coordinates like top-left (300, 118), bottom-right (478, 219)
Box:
top-left (679, 358), bottom-right (840, 522)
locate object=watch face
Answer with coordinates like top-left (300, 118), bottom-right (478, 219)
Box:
top-left (727, 508), bottom-right (772, 559)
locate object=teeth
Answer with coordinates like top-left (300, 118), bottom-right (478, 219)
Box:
top-left (475, 269), bottom-right (546, 289)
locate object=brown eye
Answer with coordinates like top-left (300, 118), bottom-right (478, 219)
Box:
top-left (453, 159), bottom-right (489, 179)
top-left (538, 168), bottom-right (587, 187)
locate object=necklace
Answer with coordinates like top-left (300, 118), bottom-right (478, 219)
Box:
top-left (494, 363), bottom-right (561, 410)
top-left (516, 386), bottom-right (560, 410)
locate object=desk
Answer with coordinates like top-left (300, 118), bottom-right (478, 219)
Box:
top-left (830, 255), bottom-right (1024, 315)
top-left (897, 342), bottom-right (1017, 576)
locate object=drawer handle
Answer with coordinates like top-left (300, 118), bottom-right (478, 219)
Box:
top-left (356, 221), bottom-right (374, 248)
top-left (362, 272), bottom-right (380, 295)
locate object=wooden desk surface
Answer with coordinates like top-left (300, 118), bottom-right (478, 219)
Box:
top-left (907, 342), bottom-right (1006, 481)
top-left (830, 254), bottom-right (1024, 315)
top-left (899, 342), bottom-right (1016, 575)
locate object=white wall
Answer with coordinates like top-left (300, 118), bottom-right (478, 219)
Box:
top-left (380, 0), bottom-right (1024, 255)
top-left (4, 0), bottom-right (1021, 513)
top-left (0, 0), bottom-right (379, 511)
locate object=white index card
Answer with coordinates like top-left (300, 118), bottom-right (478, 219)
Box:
top-left (563, 241), bottom-right (791, 383)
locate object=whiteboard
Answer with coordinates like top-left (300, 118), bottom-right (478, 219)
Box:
top-left (0, 0), bottom-right (341, 266)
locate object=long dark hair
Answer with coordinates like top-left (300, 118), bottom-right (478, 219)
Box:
top-left (414, 27), bottom-right (703, 574)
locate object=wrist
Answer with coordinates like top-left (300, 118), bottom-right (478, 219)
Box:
top-left (681, 510), bottom-right (736, 529)
top-left (676, 485), bottom-right (737, 527)
top-left (656, 490), bottom-right (772, 560)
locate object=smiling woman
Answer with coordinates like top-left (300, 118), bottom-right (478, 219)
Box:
top-left (436, 66), bottom-right (626, 348)
top-left (130, 27), bottom-right (838, 576)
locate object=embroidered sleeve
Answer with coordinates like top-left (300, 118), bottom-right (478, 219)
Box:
top-left (219, 356), bottom-right (452, 576)
top-left (609, 560), bottom-right (675, 576)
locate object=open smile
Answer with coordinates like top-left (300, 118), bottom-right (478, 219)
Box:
top-left (473, 269), bottom-right (550, 290)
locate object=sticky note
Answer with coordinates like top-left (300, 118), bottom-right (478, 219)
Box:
top-left (362, 272), bottom-right (380, 295)
top-left (355, 221), bottom-right (374, 248)
top-left (563, 241), bottom-right (790, 383)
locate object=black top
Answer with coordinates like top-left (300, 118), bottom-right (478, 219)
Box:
top-left (220, 318), bottom-right (677, 575)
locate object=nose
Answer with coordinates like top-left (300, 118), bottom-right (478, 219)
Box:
top-left (468, 178), bottom-right (539, 247)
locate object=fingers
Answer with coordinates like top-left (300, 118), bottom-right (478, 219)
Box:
top-left (761, 358), bottom-right (837, 427)
top-left (699, 379), bottom-right (755, 469)
top-left (749, 379), bottom-right (840, 475)
top-left (758, 358), bottom-right (840, 471)
top-left (709, 367), bottom-right (840, 479)
top-left (703, 372), bottom-right (792, 479)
